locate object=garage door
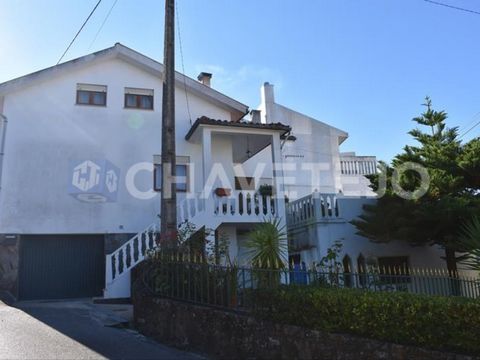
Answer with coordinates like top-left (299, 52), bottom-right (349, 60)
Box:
top-left (19, 235), bottom-right (105, 300)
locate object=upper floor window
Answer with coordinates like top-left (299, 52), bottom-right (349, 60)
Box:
top-left (153, 155), bottom-right (190, 192)
top-left (76, 84), bottom-right (107, 106)
top-left (125, 87), bottom-right (154, 110)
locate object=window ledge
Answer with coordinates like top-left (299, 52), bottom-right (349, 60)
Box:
top-left (75, 103), bottom-right (107, 107)
top-left (123, 107), bottom-right (154, 111)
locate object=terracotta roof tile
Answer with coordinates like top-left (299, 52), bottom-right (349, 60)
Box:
top-left (185, 116), bottom-right (291, 140)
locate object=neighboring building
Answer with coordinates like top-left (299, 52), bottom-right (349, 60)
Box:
top-left (0, 44), bottom-right (446, 301)
top-left (249, 83), bottom-right (446, 272)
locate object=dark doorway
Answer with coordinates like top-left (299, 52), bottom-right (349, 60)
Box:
top-left (19, 235), bottom-right (105, 300)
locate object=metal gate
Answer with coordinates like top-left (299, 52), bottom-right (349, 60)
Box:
top-left (19, 235), bottom-right (105, 300)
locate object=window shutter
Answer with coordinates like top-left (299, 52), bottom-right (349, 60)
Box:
top-left (77, 84), bottom-right (107, 92)
top-left (125, 87), bottom-right (154, 96)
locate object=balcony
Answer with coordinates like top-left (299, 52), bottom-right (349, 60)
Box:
top-left (177, 190), bottom-right (277, 227)
top-left (340, 153), bottom-right (377, 176)
top-left (286, 192), bottom-right (342, 229)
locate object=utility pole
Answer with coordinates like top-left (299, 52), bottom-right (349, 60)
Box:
top-left (160, 0), bottom-right (177, 248)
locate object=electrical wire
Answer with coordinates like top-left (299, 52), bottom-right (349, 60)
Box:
top-left (423, 0), bottom-right (480, 16)
top-left (175, 0), bottom-right (193, 125)
top-left (57, 0), bottom-right (103, 64)
top-left (88, 0), bottom-right (119, 50)
top-left (461, 111), bottom-right (480, 130)
top-left (459, 119), bottom-right (480, 139)
top-left (457, 111), bottom-right (480, 139)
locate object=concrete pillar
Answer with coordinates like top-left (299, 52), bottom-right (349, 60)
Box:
top-left (202, 128), bottom-right (212, 197)
top-left (271, 133), bottom-right (287, 229)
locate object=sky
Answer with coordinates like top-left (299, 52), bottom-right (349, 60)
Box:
top-left (1, 0), bottom-right (479, 162)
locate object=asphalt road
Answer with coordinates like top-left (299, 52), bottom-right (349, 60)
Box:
top-left (0, 300), bottom-right (205, 360)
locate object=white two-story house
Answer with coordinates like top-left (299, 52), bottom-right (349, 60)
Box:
top-left (0, 44), bottom-right (446, 301)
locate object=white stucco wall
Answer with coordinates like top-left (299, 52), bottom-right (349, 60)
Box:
top-left (293, 197), bottom-right (446, 270)
top-left (340, 174), bottom-right (376, 197)
top-left (0, 57), bottom-right (233, 234)
top-left (257, 83), bottom-right (352, 200)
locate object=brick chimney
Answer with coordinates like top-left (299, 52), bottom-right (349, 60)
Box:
top-left (197, 72), bottom-right (212, 87)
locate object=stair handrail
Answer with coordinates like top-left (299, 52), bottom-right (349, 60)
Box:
top-left (106, 222), bottom-right (159, 283)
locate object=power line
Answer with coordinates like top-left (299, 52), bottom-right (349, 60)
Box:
top-left (88, 0), bottom-right (119, 50)
top-left (459, 119), bottom-right (480, 139)
top-left (457, 111), bottom-right (480, 139)
top-left (175, 0), bottom-right (193, 125)
top-left (423, 0), bottom-right (480, 16)
top-left (461, 111), bottom-right (480, 130)
top-left (57, 0), bottom-right (103, 65)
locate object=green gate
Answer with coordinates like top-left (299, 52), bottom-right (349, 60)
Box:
top-left (19, 235), bottom-right (105, 300)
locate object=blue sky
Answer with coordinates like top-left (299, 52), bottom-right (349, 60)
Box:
top-left (1, 0), bottom-right (479, 161)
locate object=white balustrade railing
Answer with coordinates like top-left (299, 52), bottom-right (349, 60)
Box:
top-left (106, 190), bottom-right (277, 292)
top-left (177, 195), bottom-right (206, 224)
top-left (286, 192), bottom-right (340, 227)
top-left (340, 156), bottom-right (377, 175)
top-left (106, 222), bottom-right (159, 284)
top-left (213, 190), bottom-right (276, 218)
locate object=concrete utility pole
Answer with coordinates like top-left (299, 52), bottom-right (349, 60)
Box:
top-left (160, 0), bottom-right (177, 247)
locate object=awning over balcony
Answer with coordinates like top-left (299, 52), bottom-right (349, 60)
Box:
top-left (186, 116), bottom-right (291, 163)
top-left (185, 116), bottom-right (291, 141)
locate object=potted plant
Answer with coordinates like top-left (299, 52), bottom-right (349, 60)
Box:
top-left (258, 184), bottom-right (273, 197)
top-left (214, 187), bottom-right (231, 197)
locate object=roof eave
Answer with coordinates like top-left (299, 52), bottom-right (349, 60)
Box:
top-left (185, 117), bottom-right (291, 141)
top-left (0, 43), bottom-right (249, 116)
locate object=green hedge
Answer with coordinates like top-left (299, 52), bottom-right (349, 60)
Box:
top-left (253, 286), bottom-right (480, 355)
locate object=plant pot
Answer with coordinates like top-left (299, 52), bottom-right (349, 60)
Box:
top-left (215, 187), bottom-right (231, 197)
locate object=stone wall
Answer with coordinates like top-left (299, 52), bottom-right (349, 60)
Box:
top-left (133, 295), bottom-right (478, 360)
top-left (0, 234), bottom-right (19, 299)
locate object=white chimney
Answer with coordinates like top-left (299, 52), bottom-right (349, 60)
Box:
top-left (260, 82), bottom-right (275, 124)
top-left (261, 82), bottom-right (275, 105)
top-left (197, 72), bottom-right (212, 87)
top-left (250, 109), bottom-right (261, 124)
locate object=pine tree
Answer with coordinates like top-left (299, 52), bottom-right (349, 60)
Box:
top-left (351, 98), bottom-right (480, 273)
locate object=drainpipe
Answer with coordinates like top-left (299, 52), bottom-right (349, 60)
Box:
top-left (0, 113), bottom-right (7, 192)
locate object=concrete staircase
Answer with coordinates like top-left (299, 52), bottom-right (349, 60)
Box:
top-left (104, 191), bottom-right (276, 298)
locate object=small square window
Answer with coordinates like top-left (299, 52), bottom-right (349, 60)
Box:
top-left (92, 92), bottom-right (106, 105)
top-left (77, 91), bottom-right (90, 104)
top-left (125, 94), bottom-right (137, 108)
top-left (154, 163), bottom-right (188, 192)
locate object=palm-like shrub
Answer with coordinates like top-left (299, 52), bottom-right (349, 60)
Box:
top-left (245, 218), bottom-right (288, 270)
top-left (459, 217), bottom-right (480, 272)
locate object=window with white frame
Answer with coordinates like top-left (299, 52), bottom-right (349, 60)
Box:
top-left (124, 87), bottom-right (154, 110)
